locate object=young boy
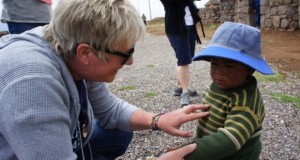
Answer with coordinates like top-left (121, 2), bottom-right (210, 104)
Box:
top-left (184, 22), bottom-right (274, 160)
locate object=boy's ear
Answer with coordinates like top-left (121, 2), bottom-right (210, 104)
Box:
top-left (76, 43), bottom-right (93, 65)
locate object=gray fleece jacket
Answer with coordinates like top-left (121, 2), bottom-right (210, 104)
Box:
top-left (1, 0), bottom-right (52, 23)
top-left (0, 27), bottom-right (138, 159)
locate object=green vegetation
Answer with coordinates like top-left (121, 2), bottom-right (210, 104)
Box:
top-left (208, 24), bottom-right (218, 30)
top-left (147, 64), bottom-right (155, 68)
top-left (117, 85), bottom-right (135, 91)
top-left (145, 91), bottom-right (156, 97)
top-left (269, 92), bottom-right (300, 108)
top-left (254, 71), bottom-right (284, 82)
top-left (296, 72), bottom-right (300, 79)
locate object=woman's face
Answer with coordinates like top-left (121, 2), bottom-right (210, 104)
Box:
top-left (210, 58), bottom-right (254, 90)
top-left (84, 44), bottom-right (135, 83)
top-left (67, 43), bottom-right (134, 82)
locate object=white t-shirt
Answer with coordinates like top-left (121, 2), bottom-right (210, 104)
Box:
top-left (184, 6), bottom-right (194, 26)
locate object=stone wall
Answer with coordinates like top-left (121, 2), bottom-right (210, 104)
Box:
top-left (220, 0), bottom-right (236, 23)
top-left (260, 0), bottom-right (299, 31)
top-left (234, 0), bottom-right (255, 25)
top-left (199, 0), bottom-right (299, 30)
top-left (199, 5), bottom-right (221, 26)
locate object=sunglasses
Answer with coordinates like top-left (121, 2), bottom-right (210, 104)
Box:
top-left (92, 44), bottom-right (135, 65)
top-left (104, 47), bottom-right (135, 65)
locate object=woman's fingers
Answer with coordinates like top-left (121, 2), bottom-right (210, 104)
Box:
top-left (183, 104), bottom-right (209, 114)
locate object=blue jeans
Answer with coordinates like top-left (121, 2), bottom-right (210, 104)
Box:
top-left (76, 120), bottom-right (133, 160)
top-left (7, 21), bottom-right (48, 34)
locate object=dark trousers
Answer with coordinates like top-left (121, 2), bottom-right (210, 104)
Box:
top-left (167, 25), bottom-right (197, 66)
top-left (76, 120), bottom-right (133, 160)
top-left (7, 21), bottom-right (48, 34)
top-left (254, 11), bottom-right (260, 28)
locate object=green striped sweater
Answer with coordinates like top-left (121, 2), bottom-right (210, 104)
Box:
top-left (185, 76), bottom-right (265, 160)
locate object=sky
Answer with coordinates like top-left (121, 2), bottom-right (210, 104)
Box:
top-left (129, 0), bottom-right (209, 20)
top-left (0, 0), bottom-right (209, 22)
top-left (52, 0), bottom-right (209, 20)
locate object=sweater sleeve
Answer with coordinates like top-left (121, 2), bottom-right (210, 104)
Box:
top-left (0, 75), bottom-right (77, 160)
top-left (86, 82), bottom-right (138, 131)
top-left (185, 106), bottom-right (260, 160)
top-left (184, 130), bottom-right (236, 160)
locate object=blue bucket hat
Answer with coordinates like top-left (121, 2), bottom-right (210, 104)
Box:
top-left (193, 22), bottom-right (274, 75)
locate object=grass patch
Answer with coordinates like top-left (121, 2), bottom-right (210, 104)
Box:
top-left (208, 24), bottom-right (218, 30)
top-left (269, 92), bottom-right (300, 108)
top-left (254, 71), bottom-right (284, 82)
top-left (147, 64), bottom-right (155, 68)
top-left (117, 85), bottom-right (135, 91)
top-left (295, 72), bottom-right (300, 78)
top-left (147, 17), bottom-right (164, 25)
top-left (145, 91), bottom-right (156, 97)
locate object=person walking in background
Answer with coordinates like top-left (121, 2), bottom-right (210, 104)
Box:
top-left (184, 22), bottom-right (274, 160)
top-left (142, 13), bottom-right (147, 25)
top-left (1, 0), bottom-right (52, 34)
top-left (253, 0), bottom-right (260, 28)
top-left (160, 0), bottom-right (202, 107)
top-left (0, 0), bottom-right (209, 159)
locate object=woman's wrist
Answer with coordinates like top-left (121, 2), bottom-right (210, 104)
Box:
top-left (149, 107), bottom-right (168, 130)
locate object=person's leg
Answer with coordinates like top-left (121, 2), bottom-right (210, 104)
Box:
top-left (176, 65), bottom-right (189, 93)
top-left (255, 11), bottom-right (260, 28)
top-left (177, 65), bottom-right (190, 107)
top-left (179, 26), bottom-right (198, 106)
top-left (167, 35), bottom-right (191, 89)
top-left (167, 34), bottom-right (192, 106)
top-left (178, 25), bottom-right (197, 93)
top-left (82, 120), bottom-right (133, 160)
top-left (183, 25), bottom-right (197, 94)
top-left (7, 22), bottom-right (48, 34)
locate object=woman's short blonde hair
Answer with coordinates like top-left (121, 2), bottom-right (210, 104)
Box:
top-left (44, 0), bottom-right (145, 60)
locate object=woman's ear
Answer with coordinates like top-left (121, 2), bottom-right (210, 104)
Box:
top-left (76, 43), bottom-right (93, 65)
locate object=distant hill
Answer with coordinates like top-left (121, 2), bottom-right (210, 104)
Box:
top-left (147, 17), bottom-right (164, 25)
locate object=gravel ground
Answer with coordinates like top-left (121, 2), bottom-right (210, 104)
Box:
top-left (109, 35), bottom-right (300, 160)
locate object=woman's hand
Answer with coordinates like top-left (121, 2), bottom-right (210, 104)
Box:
top-left (157, 104), bottom-right (209, 137)
top-left (158, 144), bottom-right (197, 160)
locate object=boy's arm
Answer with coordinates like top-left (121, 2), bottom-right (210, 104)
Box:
top-left (185, 106), bottom-right (261, 160)
top-left (184, 130), bottom-right (236, 160)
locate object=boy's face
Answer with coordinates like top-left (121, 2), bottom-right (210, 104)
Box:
top-left (210, 58), bottom-right (254, 90)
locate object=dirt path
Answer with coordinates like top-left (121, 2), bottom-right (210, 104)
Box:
top-left (261, 29), bottom-right (300, 74)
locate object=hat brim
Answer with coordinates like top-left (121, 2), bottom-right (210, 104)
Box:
top-left (193, 46), bottom-right (274, 75)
